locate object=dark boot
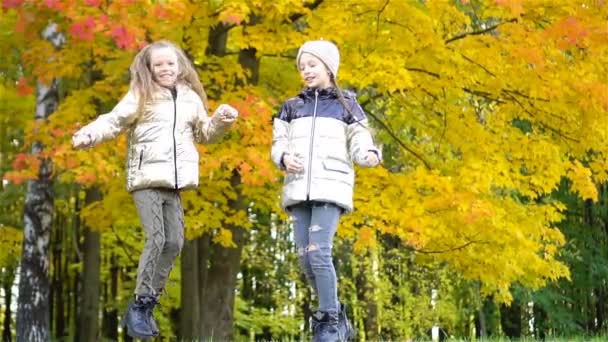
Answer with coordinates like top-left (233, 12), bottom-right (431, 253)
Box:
top-left (145, 295), bottom-right (160, 336)
top-left (311, 310), bottom-right (341, 342)
top-left (122, 295), bottom-right (156, 339)
top-left (338, 303), bottom-right (356, 341)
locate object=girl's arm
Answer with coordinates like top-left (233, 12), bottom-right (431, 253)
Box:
top-left (271, 102), bottom-right (290, 170)
top-left (193, 101), bottom-right (237, 144)
top-left (346, 100), bottom-right (381, 168)
top-left (72, 90), bottom-right (139, 149)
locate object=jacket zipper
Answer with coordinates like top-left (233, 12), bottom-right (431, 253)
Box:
top-left (306, 89), bottom-right (319, 200)
top-left (138, 149), bottom-right (143, 170)
top-left (172, 89), bottom-right (178, 189)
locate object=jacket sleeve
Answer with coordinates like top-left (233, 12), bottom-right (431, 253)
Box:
top-left (193, 100), bottom-right (232, 144)
top-left (78, 90), bottom-right (139, 146)
top-left (271, 102), bottom-right (290, 170)
top-left (346, 99), bottom-right (382, 168)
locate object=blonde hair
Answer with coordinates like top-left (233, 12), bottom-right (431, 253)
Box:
top-left (129, 40), bottom-right (208, 113)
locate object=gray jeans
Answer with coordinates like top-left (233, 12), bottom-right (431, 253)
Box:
top-left (132, 188), bottom-right (184, 296)
top-left (290, 201), bottom-right (342, 313)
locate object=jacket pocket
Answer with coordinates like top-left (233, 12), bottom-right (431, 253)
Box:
top-left (137, 149), bottom-right (144, 170)
top-left (322, 159), bottom-right (351, 174)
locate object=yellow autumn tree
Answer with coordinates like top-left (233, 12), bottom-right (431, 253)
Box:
top-left (4, 0), bottom-right (607, 309)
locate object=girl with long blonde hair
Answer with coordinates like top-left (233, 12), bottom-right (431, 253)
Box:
top-left (72, 40), bottom-right (238, 339)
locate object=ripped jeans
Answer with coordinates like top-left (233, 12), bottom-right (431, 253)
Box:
top-left (290, 201), bottom-right (342, 313)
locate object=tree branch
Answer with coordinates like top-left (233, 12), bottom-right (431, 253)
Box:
top-left (414, 239), bottom-right (488, 254)
top-left (502, 92), bottom-right (579, 143)
top-left (445, 18), bottom-right (517, 44)
top-left (406, 67), bottom-right (440, 78)
top-left (358, 97), bottom-right (433, 170)
top-left (463, 87), bottom-right (506, 104)
top-left (288, 0), bottom-right (324, 22)
top-left (376, 0), bottom-right (390, 36)
top-left (456, 50), bottom-right (496, 77)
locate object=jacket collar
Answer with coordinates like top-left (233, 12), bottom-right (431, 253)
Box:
top-left (154, 82), bottom-right (191, 99)
top-left (299, 86), bottom-right (339, 99)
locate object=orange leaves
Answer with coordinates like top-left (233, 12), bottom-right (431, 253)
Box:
top-left (83, 0), bottom-right (101, 6)
top-left (16, 77), bottom-right (33, 96)
top-left (43, 0), bottom-right (65, 11)
top-left (2, 0), bottom-right (24, 9)
top-left (218, 3), bottom-right (249, 25)
top-left (110, 24), bottom-right (137, 50)
top-left (151, 3), bottom-right (169, 19)
top-left (11, 153), bottom-right (40, 172)
top-left (545, 16), bottom-right (590, 49)
top-left (221, 14), bottom-right (245, 26)
top-left (4, 153), bottom-right (41, 184)
top-left (69, 17), bottom-right (96, 41)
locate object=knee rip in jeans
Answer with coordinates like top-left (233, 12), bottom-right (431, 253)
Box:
top-left (309, 224), bottom-right (323, 232)
top-left (305, 243), bottom-right (320, 253)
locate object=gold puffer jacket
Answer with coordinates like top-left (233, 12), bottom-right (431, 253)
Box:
top-left (82, 83), bottom-right (230, 192)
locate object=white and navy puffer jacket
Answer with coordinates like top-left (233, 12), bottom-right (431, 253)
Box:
top-left (81, 83), bottom-right (230, 192)
top-left (271, 87), bottom-right (380, 213)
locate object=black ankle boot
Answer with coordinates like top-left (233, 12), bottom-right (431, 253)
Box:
top-left (122, 295), bottom-right (156, 339)
top-left (311, 310), bottom-right (340, 342)
top-left (338, 303), bottom-right (356, 341)
top-left (146, 295), bottom-right (160, 336)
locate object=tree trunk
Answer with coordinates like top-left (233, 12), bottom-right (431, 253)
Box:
top-left (180, 239), bottom-right (200, 339)
top-left (475, 306), bottom-right (486, 338)
top-left (101, 254), bottom-right (119, 340)
top-left (16, 23), bottom-right (63, 342)
top-left (76, 188), bottom-right (102, 341)
top-left (356, 252), bottom-right (378, 341)
top-left (188, 22), bottom-right (259, 340)
top-left (200, 173), bottom-right (246, 341)
top-left (595, 287), bottom-right (605, 333)
top-left (198, 234), bottom-right (210, 316)
top-left (51, 213), bottom-right (65, 338)
top-left (2, 267), bottom-right (15, 342)
top-left (500, 300), bottom-right (522, 338)
top-left (533, 302), bottom-right (547, 341)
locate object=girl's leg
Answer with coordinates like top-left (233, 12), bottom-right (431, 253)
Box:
top-left (307, 202), bottom-right (341, 313)
top-left (132, 189), bottom-right (166, 296)
top-left (151, 189), bottom-right (184, 293)
top-left (290, 202), bottom-right (316, 293)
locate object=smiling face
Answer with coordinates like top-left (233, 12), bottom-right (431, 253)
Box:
top-left (298, 53), bottom-right (332, 89)
top-left (149, 46), bottom-right (179, 88)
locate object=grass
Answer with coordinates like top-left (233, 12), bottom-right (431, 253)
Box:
top-left (442, 337), bottom-right (606, 342)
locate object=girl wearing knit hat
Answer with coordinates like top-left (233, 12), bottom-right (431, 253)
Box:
top-left (271, 40), bottom-right (381, 342)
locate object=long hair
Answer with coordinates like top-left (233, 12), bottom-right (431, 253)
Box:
top-left (129, 40), bottom-right (208, 114)
top-left (329, 72), bottom-right (376, 142)
top-left (330, 74), bottom-right (357, 123)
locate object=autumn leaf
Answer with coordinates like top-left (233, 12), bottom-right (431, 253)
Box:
top-left (69, 17), bottom-right (96, 41)
top-left (16, 77), bottom-right (33, 96)
top-left (2, 0), bottom-right (24, 9)
top-left (110, 24), bottom-right (137, 50)
top-left (84, 0), bottom-right (101, 6)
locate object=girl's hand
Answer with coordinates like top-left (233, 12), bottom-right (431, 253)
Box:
top-left (364, 151), bottom-right (380, 167)
top-left (72, 132), bottom-right (92, 149)
top-left (215, 104), bottom-right (239, 123)
top-left (282, 153), bottom-right (304, 173)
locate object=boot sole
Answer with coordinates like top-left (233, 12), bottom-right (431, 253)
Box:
top-left (121, 313), bottom-right (157, 339)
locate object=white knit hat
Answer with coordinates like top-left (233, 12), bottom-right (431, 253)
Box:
top-left (296, 40), bottom-right (340, 78)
